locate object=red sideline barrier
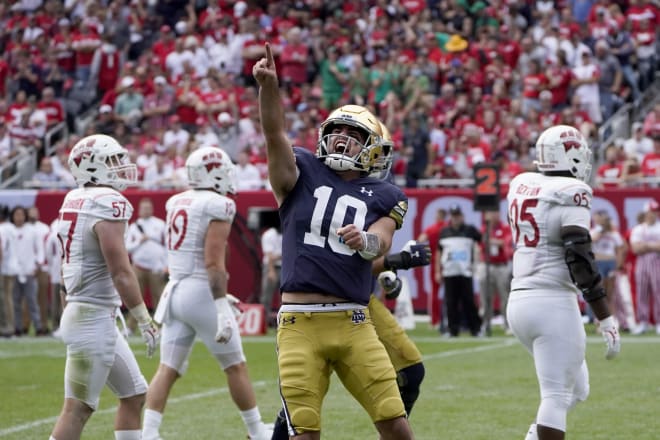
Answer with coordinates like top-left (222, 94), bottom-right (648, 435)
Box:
top-left (3, 187), bottom-right (659, 313)
top-left (237, 304), bottom-right (267, 336)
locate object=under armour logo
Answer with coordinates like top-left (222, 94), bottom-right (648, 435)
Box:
top-left (351, 310), bottom-right (366, 324)
top-left (360, 187), bottom-right (373, 197)
top-left (280, 315), bottom-right (296, 326)
top-left (411, 251), bottom-right (419, 258)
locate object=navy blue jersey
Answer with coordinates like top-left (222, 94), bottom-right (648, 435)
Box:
top-left (279, 148), bottom-right (408, 305)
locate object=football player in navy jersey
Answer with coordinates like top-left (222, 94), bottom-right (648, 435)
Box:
top-left (254, 44), bottom-right (414, 439)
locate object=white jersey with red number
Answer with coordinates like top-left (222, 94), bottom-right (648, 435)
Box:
top-left (58, 187), bottom-right (133, 307)
top-left (507, 172), bottom-right (592, 293)
top-left (165, 189), bottom-right (235, 281)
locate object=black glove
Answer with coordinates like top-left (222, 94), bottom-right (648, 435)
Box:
top-left (378, 271), bottom-right (403, 299)
top-left (384, 242), bottom-right (431, 271)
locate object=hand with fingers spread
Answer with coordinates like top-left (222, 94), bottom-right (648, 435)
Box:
top-left (253, 43), bottom-right (278, 88)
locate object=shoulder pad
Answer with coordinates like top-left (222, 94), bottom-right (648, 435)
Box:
top-left (90, 191), bottom-right (134, 221)
top-left (206, 194), bottom-right (236, 222)
top-left (540, 180), bottom-right (592, 209)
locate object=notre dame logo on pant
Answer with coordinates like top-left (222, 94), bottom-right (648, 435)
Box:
top-left (351, 310), bottom-right (366, 324)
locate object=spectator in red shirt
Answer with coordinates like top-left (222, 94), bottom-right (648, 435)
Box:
top-left (152, 25), bottom-right (176, 70)
top-left (641, 133), bottom-right (660, 178)
top-left (90, 33), bottom-right (124, 97)
top-left (7, 90), bottom-right (28, 123)
top-left (596, 143), bottom-right (625, 188)
top-left (37, 87), bottom-right (65, 129)
top-left (417, 208), bottom-right (447, 330)
top-left (547, 50), bottom-right (573, 108)
top-left (477, 210), bottom-right (513, 336)
top-left (279, 27), bottom-right (308, 86)
top-left (140, 76), bottom-right (173, 134)
top-left (521, 58), bottom-right (548, 114)
top-left (51, 18), bottom-right (75, 78)
top-left (72, 21), bottom-right (101, 85)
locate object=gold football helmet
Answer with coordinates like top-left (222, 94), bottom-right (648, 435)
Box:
top-left (370, 120), bottom-right (394, 179)
top-left (317, 105), bottom-right (384, 174)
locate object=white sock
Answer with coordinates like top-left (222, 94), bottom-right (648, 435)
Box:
top-left (49, 436), bottom-right (57, 440)
top-left (142, 408), bottom-right (163, 439)
top-left (114, 430), bottom-right (141, 440)
top-left (524, 423), bottom-right (538, 440)
top-left (240, 407), bottom-right (263, 438)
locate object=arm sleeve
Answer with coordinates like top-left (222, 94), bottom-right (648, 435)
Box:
top-left (559, 205), bottom-right (591, 229)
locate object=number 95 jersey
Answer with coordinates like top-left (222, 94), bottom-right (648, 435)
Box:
top-left (507, 172), bottom-right (592, 292)
top-left (165, 189), bottom-right (236, 281)
top-left (58, 187), bottom-right (133, 307)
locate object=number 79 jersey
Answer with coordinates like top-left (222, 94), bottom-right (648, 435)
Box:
top-left (57, 187), bottom-right (134, 307)
top-left (165, 189), bottom-right (236, 281)
top-left (506, 172), bottom-right (592, 292)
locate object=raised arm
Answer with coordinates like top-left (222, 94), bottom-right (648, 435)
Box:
top-left (253, 43), bottom-right (298, 205)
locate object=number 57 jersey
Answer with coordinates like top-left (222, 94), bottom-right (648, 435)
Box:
top-left (507, 172), bottom-right (592, 293)
top-left (58, 187), bottom-right (134, 307)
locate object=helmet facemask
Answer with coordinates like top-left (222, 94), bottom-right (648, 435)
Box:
top-left (102, 153), bottom-right (137, 190)
top-left (316, 105), bottom-right (384, 174)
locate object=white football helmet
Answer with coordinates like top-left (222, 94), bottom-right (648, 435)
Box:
top-left (534, 125), bottom-right (592, 181)
top-left (68, 134), bottom-right (137, 190)
top-left (370, 120), bottom-right (394, 179)
top-left (186, 146), bottom-right (236, 194)
top-left (317, 105), bottom-right (384, 174)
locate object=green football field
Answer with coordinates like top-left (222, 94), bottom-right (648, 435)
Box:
top-left (1, 325), bottom-right (658, 439)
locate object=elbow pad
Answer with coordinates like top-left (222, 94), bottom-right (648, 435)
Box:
top-left (563, 232), bottom-right (605, 302)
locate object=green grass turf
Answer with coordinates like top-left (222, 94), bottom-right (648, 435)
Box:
top-left (0, 325), bottom-right (658, 439)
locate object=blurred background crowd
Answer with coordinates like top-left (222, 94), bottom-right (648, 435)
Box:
top-left (0, 0), bottom-right (657, 191)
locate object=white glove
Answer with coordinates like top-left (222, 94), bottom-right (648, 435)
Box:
top-left (138, 319), bottom-right (160, 358)
top-left (130, 303), bottom-right (160, 358)
top-left (215, 297), bottom-right (234, 343)
top-left (226, 293), bottom-right (243, 319)
top-left (599, 316), bottom-right (620, 360)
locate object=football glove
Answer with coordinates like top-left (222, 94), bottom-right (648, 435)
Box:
top-left (138, 319), bottom-right (160, 358)
top-left (378, 271), bottom-right (403, 300)
top-left (383, 240), bottom-right (431, 271)
top-left (215, 297), bottom-right (234, 343)
top-left (599, 316), bottom-right (620, 360)
top-left (130, 303), bottom-right (160, 358)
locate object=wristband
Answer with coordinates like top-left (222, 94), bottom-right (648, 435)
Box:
top-left (383, 252), bottom-right (412, 271)
top-left (129, 303), bottom-right (151, 325)
top-left (358, 231), bottom-right (380, 260)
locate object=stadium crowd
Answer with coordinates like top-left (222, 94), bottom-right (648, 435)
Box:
top-left (0, 0), bottom-right (657, 190)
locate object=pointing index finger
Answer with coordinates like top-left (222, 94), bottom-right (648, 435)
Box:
top-left (265, 42), bottom-right (274, 65)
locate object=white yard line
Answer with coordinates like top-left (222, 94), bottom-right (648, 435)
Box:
top-left (422, 340), bottom-right (517, 360)
top-left (0, 381), bottom-right (267, 436)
